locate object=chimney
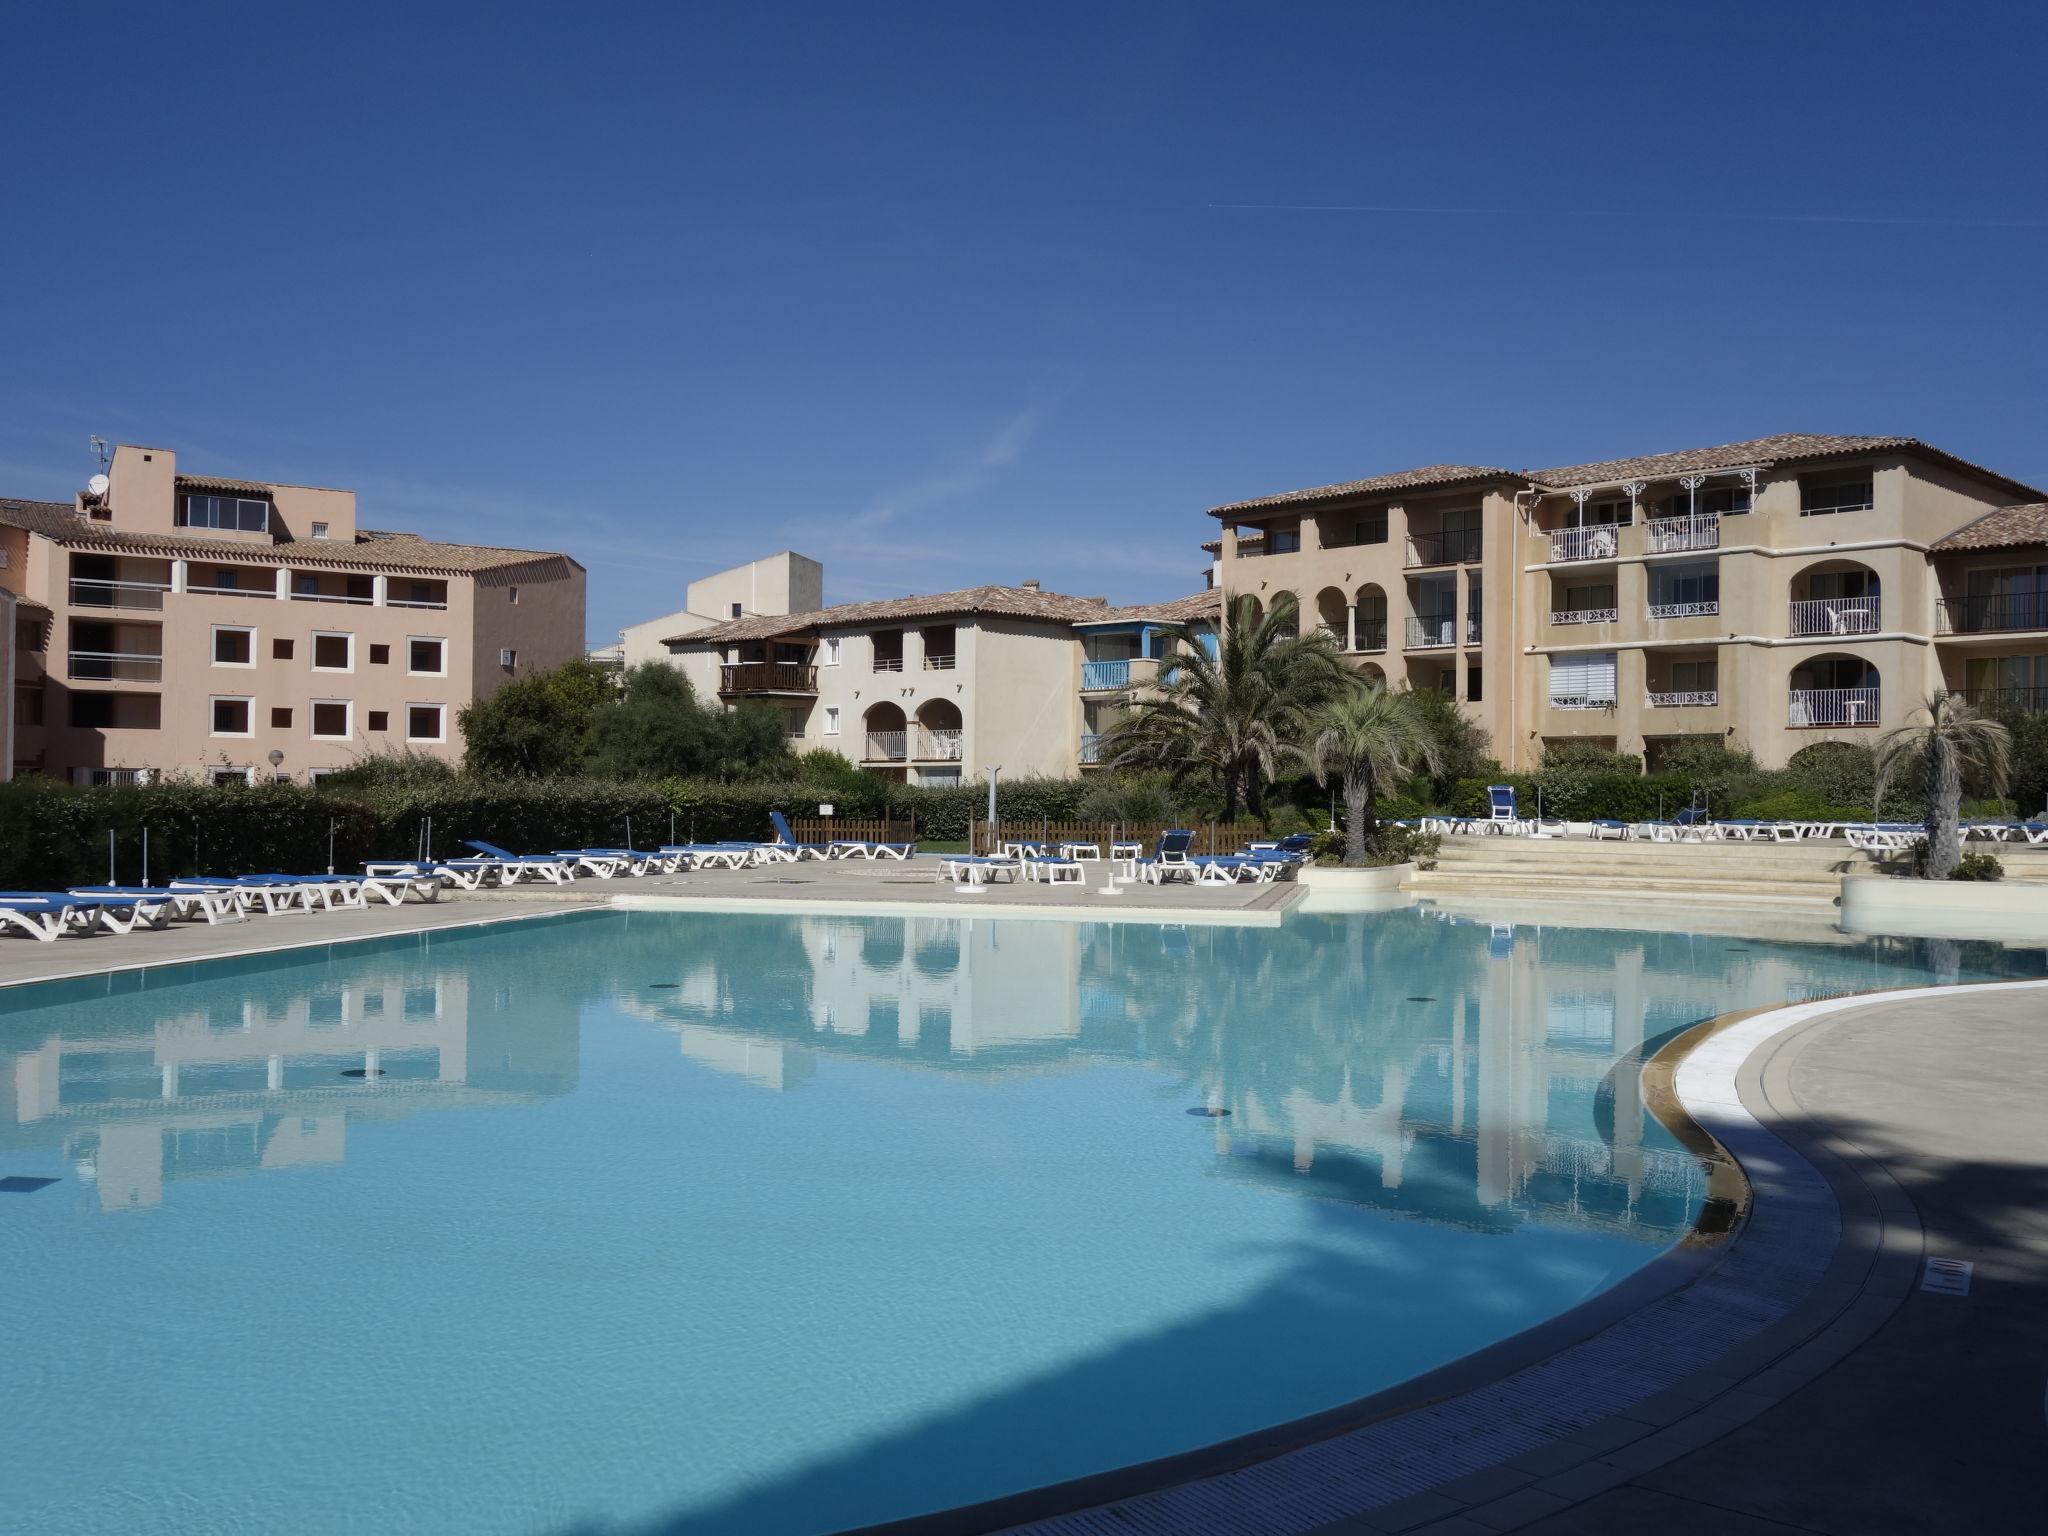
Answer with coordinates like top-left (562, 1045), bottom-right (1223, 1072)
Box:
top-left (1021, 578), bottom-right (1041, 591)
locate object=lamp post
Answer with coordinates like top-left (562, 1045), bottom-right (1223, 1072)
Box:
top-left (268, 748), bottom-right (285, 781)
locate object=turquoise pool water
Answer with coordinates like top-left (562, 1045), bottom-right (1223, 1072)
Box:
top-left (2, 907), bottom-right (2039, 1534)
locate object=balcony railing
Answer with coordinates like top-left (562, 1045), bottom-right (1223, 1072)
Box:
top-left (184, 581), bottom-right (270, 599)
top-left (915, 727), bottom-right (963, 761)
top-left (1644, 513), bottom-right (1720, 554)
top-left (1550, 606), bottom-right (1617, 626)
top-left (68, 578), bottom-right (169, 611)
top-left (1080, 733), bottom-right (1105, 765)
top-left (1404, 529), bottom-right (1482, 567)
top-left (1081, 659), bottom-right (1132, 691)
top-left (1549, 693), bottom-right (1617, 711)
top-left (1547, 524), bottom-right (1621, 563)
top-left (1956, 686), bottom-right (2048, 712)
top-left (922, 654), bottom-right (957, 671)
top-left (1646, 690), bottom-right (1718, 708)
top-left (1789, 597), bottom-right (1880, 637)
top-left (1936, 595), bottom-right (2048, 635)
top-left (1405, 614), bottom-right (1458, 649)
top-left (1353, 622), bottom-right (1388, 653)
top-left (291, 590), bottom-right (375, 605)
top-left (68, 650), bottom-right (163, 682)
top-left (872, 656), bottom-right (905, 672)
top-left (864, 730), bottom-right (907, 762)
top-left (718, 661), bottom-right (819, 694)
top-left (1789, 686), bottom-right (1880, 727)
top-left (1647, 599), bottom-right (1720, 620)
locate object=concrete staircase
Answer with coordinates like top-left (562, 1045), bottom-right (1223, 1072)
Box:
top-left (1411, 832), bottom-right (2048, 909)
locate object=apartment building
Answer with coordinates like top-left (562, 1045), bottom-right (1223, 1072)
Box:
top-left (615, 550), bottom-right (823, 669)
top-left (664, 582), bottom-right (1219, 782)
top-left (0, 443), bottom-right (585, 783)
top-left (1208, 433), bottom-right (2047, 770)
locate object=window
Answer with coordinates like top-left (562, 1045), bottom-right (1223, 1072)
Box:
top-left (499, 648), bottom-right (518, 670)
top-left (507, 587), bottom-right (519, 604)
top-left (405, 704), bottom-right (446, 743)
top-left (1563, 581), bottom-right (1616, 611)
top-left (1466, 665), bottom-right (1483, 702)
top-left (1800, 474), bottom-right (1874, 516)
top-left (1663, 484), bottom-right (1751, 517)
top-left (211, 697), bottom-right (254, 737)
top-left (1354, 511), bottom-right (1388, 545)
top-left (272, 637), bottom-right (294, 660)
top-left (822, 636), bottom-right (842, 665)
top-left (1267, 527), bottom-right (1302, 554)
top-left (367, 710), bottom-right (389, 731)
top-left (824, 707), bottom-right (841, 735)
top-left (1549, 651), bottom-right (1617, 708)
top-left (730, 602), bottom-right (743, 618)
top-left (312, 632), bottom-right (353, 671)
top-left (213, 568), bottom-right (240, 591)
top-left (1670, 658), bottom-right (1717, 693)
top-left (70, 693), bottom-right (115, 728)
top-left (1579, 498), bottom-right (1630, 527)
top-left (208, 765), bottom-right (250, 786)
top-left (408, 581), bottom-right (435, 604)
top-left (310, 521), bottom-right (329, 540)
top-left (294, 574), bottom-right (318, 596)
top-left (211, 626), bottom-right (254, 666)
top-left (271, 707), bottom-right (293, 728)
top-left (369, 643), bottom-right (390, 665)
top-left (1651, 562), bottom-right (1719, 610)
top-left (178, 494), bottom-right (270, 533)
top-left (310, 700), bottom-right (352, 740)
top-left (407, 637), bottom-right (446, 675)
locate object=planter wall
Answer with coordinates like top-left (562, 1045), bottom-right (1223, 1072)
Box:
top-left (1839, 872), bottom-right (2048, 942)
top-left (1297, 862), bottom-right (1418, 912)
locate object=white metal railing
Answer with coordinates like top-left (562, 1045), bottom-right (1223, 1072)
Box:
top-left (1789, 596), bottom-right (1879, 637)
top-left (386, 597), bottom-right (450, 610)
top-left (1081, 659), bottom-right (1132, 690)
top-left (1550, 607), bottom-right (1617, 625)
top-left (1465, 615), bottom-right (1483, 644)
top-left (1788, 686), bottom-right (1880, 727)
top-left (1647, 599), bottom-right (1719, 620)
top-left (865, 730), bottom-right (907, 760)
top-left (72, 767), bottom-right (153, 787)
top-left (922, 654), bottom-right (957, 671)
top-left (68, 650), bottom-right (163, 682)
top-left (1549, 694), bottom-right (1617, 711)
top-left (1547, 524), bottom-right (1621, 562)
top-left (872, 656), bottom-right (905, 672)
top-left (69, 577), bottom-right (169, 610)
top-left (1080, 733), bottom-right (1104, 765)
top-left (1405, 615), bottom-right (1457, 649)
top-left (185, 583), bottom-right (269, 598)
top-left (1645, 512), bottom-right (1720, 553)
top-left (291, 590), bottom-right (375, 605)
top-left (1646, 690), bottom-right (1718, 707)
top-left (916, 727), bottom-right (963, 760)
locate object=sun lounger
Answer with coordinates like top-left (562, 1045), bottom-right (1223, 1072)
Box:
top-left (1019, 847), bottom-right (1086, 885)
top-left (938, 854), bottom-right (1019, 885)
top-left (0, 890), bottom-right (173, 938)
top-left (1588, 819), bottom-right (1631, 841)
top-left (71, 884), bottom-right (244, 924)
top-left (766, 812), bottom-right (833, 862)
top-left (828, 836), bottom-right (917, 860)
top-left (462, 842), bottom-right (578, 883)
top-left (1136, 829), bottom-right (1198, 884)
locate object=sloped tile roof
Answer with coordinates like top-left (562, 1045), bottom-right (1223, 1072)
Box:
top-left (0, 497), bottom-right (577, 575)
top-left (670, 584), bottom-right (1115, 645)
top-left (176, 473), bottom-right (272, 494)
top-left (1211, 464), bottom-right (1512, 518)
top-left (1931, 502), bottom-right (2048, 552)
top-left (1075, 590), bottom-right (1221, 625)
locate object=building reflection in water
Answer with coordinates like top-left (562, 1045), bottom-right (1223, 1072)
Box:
top-left (0, 929), bottom-right (582, 1212)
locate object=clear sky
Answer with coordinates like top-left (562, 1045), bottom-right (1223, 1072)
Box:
top-left (4, 1), bottom-right (2043, 645)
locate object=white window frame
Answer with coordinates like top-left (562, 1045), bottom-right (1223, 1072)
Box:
top-left (405, 635), bottom-right (448, 677)
top-left (208, 764), bottom-right (254, 786)
top-left (311, 631), bottom-right (355, 674)
top-left (403, 701), bottom-right (447, 744)
top-left (822, 636), bottom-right (842, 665)
top-left (310, 521), bottom-right (330, 540)
top-left (210, 624), bottom-right (257, 669)
top-left (309, 698), bottom-right (354, 742)
top-left (823, 706), bottom-right (841, 735)
top-left (208, 695), bottom-right (255, 738)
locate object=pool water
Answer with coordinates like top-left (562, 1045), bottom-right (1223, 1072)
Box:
top-left (1, 907), bottom-right (2037, 1534)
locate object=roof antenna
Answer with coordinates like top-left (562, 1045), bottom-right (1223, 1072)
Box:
top-left (86, 436), bottom-right (112, 503)
top-left (89, 436), bottom-right (110, 471)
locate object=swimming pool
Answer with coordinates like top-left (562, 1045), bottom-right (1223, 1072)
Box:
top-left (2, 906), bottom-right (2038, 1534)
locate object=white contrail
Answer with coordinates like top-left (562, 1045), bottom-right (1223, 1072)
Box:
top-left (1206, 202), bottom-right (2048, 228)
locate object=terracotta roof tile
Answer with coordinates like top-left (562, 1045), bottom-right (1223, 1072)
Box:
top-left (670, 584), bottom-right (1115, 646)
top-left (176, 472), bottom-right (272, 494)
top-left (1523, 433), bottom-right (2045, 500)
top-left (1931, 502), bottom-right (2048, 552)
top-left (1076, 590), bottom-right (1221, 625)
top-left (1210, 464), bottom-right (1511, 518)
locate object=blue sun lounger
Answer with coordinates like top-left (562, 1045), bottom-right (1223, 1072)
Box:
top-left (71, 884), bottom-right (244, 924)
top-left (0, 890), bottom-right (173, 939)
top-left (1136, 829), bottom-right (1198, 884)
top-left (462, 841), bottom-right (577, 883)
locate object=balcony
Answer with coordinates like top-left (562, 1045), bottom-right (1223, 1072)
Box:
top-left (864, 730), bottom-right (907, 762)
top-left (68, 650), bottom-right (163, 683)
top-left (1550, 607), bottom-right (1617, 626)
top-left (1081, 659), bottom-right (1132, 691)
top-left (1404, 529), bottom-right (1482, 568)
top-left (1936, 595), bottom-right (2048, 635)
top-left (1405, 614), bottom-right (1458, 650)
top-left (922, 654), bottom-right (957, 671)
top-left (1464, 614), bottom-right (1482, 645)
top-left (1647, 599), bottom-right (1719, 621)
top-left (1956, 686), bottom-right (2048, 712)
top-left (69, 578), bottom-right (169, 611)
top-left (1549, 693), bottom-right (1617, 712)
top-left (1644, 513), bottom-right (1720, 554)
top-left (914, 727), bottom-right (963, 761)
top-left (1645, 690), bottom-right (1719, 708)
top-left (718, 662), bottom-right (819, 695)
top-left (1353, 622), bottom-right (1388, 653)
top-left (1080, 733), bottom-right (1105, 765)
top-left (1789, 687), bottom-right (1880, 727)
top-left (1547, 525), bottom-right (1621, 563)
top-left (871, 656), bottom-right (905, 673)
top-left (1789, 597), bottom-right (1880, 638)
top-left (185, 578), bottom-right (272, 599)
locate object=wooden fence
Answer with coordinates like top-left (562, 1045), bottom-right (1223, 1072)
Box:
top-left (790, 818), bottom-right (918, 846)
top-left (966, 819), bottom-right (1275, 856)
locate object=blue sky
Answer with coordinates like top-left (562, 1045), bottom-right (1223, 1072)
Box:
top-left (3, 1), bottom-right (2043, 645)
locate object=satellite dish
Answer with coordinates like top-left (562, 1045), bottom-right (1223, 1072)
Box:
top-left (87, 474), bottom-right (110, 497)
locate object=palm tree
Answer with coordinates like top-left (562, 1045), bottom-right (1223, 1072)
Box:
top-left (1100, 593), bottom-right (1350, 821)
top-left (1873, 691), bottom-right (2011, 879)
top-left (1307, 685), bottom-right (1444, 865)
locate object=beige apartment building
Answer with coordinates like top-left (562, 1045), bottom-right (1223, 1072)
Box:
top-left (0, 444), bottom-right (584, 784)
top-left (1208, 433), bottom-right (2048, 770)
top-left (663, 582), bottom-right (1219, 783)
top-left (614, 550), bottom-right (823, 670)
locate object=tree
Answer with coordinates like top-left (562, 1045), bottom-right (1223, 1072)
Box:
top-left (585, 663), bottom-right (724, 779)
top-left (1873, 692), bottom-right (2011, 879)
top-left (1100, 593), bottom-right (1350, 821)
top-left (1306, 685), bottom-right (1444, 865)
top-left (458, 659), bottom-right (614, 777)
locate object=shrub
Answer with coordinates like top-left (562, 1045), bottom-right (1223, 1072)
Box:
top-left (1309, 823), bottom-right (1438, 869)
top-left (1731, 787), bottom-right (1831, 821)
top-left (1945, 850), bottom-right (2004, 883)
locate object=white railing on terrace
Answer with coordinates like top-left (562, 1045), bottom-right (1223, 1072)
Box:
top-left (1647, 599), bottom-right (1719, 620)
top-left (1081, 659), bottom-right (1132, 690)
top-left (1405, 615), bottom-right (1457, 649)
top-left (915, 727), bottom-right (963, 761)
top-left (1646, 690), bottom-right (1718, 707)
top-left (184, 582), bottom-right (269, 598)
top-left (1549, 693), bottom-right (1617, 711)
top-left (1079, 733), bottom-right (1104, 765)
top-left (386, 597), bottom-right (450, 610)
top-left (1547, 524), bottom-right (1621, 563)
top-left (864, 730), bottom-right (907, 761)
top-left (1789, 686), bottom-right (1880, 727)
top-left (1789, 596), bottom-right (1880, 637)
top-left (291, 590), bottom-right (375, 605)
top-left (922, 654), bottom-right (956, 671)
top-left (1645, 512), bottom-right (1720, 553)
top-left (73, 767), bottom-right (153, 787)
top-left (68, 650), bottom-right (163, 682)
top-left (872, 656), bottom-right (905, 672)
top-left (69, 578), bottom-right (169, 610)
top-left (1550, 607), bottom-right (1617, 625)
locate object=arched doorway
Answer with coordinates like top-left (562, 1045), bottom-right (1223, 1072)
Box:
top-left (1353, 583), bottom-right (1388, 651)
top-left (914, 698), bottom-right (962, 762)
top-left (1788, 653), bottom-right (1880, 727)
top-left (1315, 586), bottom-right (1348, 644)
top-left (1790, 560), bottom-right (1881, 637)
top-left (862, 702), bottom-right (907, 763)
